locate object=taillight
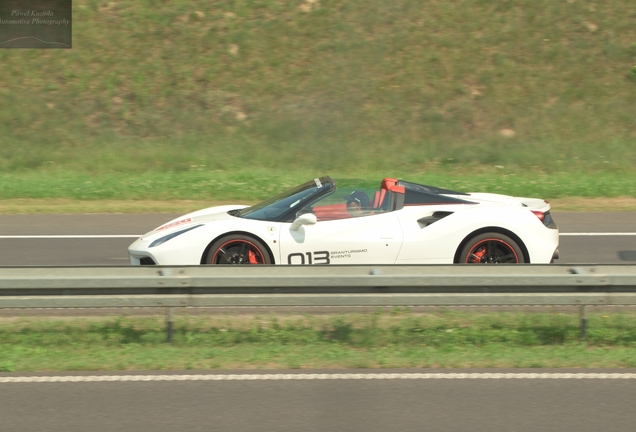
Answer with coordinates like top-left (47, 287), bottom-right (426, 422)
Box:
top-left (531, 210), bottom-right (545, 223)
top-left (531, 210), bottom-right (558, 229)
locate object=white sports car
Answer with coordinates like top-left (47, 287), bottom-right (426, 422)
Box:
top-left (128, 176), bottom-right (559, 266)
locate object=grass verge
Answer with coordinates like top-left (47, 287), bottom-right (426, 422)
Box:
top-left (2, 311), bottom-right (636, 372)
top-left (2, 169), bottom-right (636, 214)
top-left (3, 197), bottom-right (636, 214)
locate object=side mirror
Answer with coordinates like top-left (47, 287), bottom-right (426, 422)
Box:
top-left (290, 213), bottom-right (317, 231)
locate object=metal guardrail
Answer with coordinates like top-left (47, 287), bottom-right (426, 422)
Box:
top-left (1, 264), bottom-right (635, 340)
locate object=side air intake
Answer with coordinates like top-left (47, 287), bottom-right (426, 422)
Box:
top-left (417, 211), bottom-right (453, 228)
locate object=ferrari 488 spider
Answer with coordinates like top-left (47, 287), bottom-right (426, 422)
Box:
top-left (128, 176), bottom-right (559, 265)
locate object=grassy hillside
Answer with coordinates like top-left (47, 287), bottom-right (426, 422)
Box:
top-left (1, 0), bottom-right (635, 200)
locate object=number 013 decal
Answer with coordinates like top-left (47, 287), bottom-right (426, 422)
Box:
top-left (287, 251), bottom-right (330, 265)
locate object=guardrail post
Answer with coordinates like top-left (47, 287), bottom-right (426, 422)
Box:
top-left (166, 307), bottom-right (174, 343)
top-left (579, 305), bottom-right (588, 340)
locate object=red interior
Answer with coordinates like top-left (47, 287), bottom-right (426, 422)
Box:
top-left (311, 178), bottom-right (403, 221)
top-left (312, 203), bottom-right (352, 220)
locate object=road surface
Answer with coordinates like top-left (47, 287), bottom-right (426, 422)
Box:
top-left (0, 212), bottom-right (635, 265)
top-left (1, 369), bottom-right (636, 432)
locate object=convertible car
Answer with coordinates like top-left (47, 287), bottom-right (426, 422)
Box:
top-left (128, 176), bottom-right (559, 265)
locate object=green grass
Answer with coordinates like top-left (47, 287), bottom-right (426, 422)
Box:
top-left (2, 169), bottom-right (635, 203)
top-left (2, 310), bottom-right (636, 372)
top-left (0, 0), bottom-right (635, 198)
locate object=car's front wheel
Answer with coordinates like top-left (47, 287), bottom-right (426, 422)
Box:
top-left (205, 235), bottom-right (272, 265)
top-left (459, 233), bottom-right (525, 264)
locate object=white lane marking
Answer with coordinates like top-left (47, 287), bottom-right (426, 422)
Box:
top-left (1, 233), bottom-right (635, 239)
top-left (560, 233), bottom-right (636, 236)
top-left (0, 235), bottom-right (140, 239)
top-left (2, 373), bottom-right (636, 383)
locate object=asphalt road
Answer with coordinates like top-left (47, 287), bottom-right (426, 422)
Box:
top-left (1, 369), bottom-right (636, 432)
top-left (1, 212), bottom-right (635, 265)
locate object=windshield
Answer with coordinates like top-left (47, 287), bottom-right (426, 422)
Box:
top-left (237, 177), bottom-right (333, 222)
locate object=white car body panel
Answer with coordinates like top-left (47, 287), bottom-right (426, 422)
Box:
top-left (278, 212), bottom-right (403, 265)
top-left (129, 205), bottom-right (279, 265)
top-left (394, 204), bottom-right (557, 264)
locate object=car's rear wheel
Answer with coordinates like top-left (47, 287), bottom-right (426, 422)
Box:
top-left (205, 235), bottom-right (272, 265)
top-left (459, 233), bottom-right (525, 264)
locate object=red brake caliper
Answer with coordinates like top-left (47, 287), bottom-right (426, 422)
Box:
top-left (470, 246), bottom-right (487, 263)
top-left (248, 249), bottom-right (259, 264)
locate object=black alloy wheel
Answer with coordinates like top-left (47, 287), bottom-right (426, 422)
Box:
top-left (459, 233), bottom-right (525, 264)
top-left (205, 235), bottom-right (272, 265)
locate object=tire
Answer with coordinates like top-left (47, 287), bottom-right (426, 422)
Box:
top-left (205, 235), bottom-right (272, 265)
top-left (459, 232), bottom-right (525, 264)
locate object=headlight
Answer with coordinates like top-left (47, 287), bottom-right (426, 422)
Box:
top-left (149, 224), bottom-right (203, 248)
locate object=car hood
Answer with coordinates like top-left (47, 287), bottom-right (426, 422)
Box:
top-left (140, 204), bottom-right (248, 241)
